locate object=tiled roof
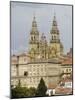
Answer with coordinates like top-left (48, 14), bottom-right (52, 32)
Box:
top-left (61, 78), bottom-right (72, 83)
top-left (16, 53), bottom-right (33, 59)
top-left (48, 83), bottom-right (57, 89)
top-left (55, 87), bottom-right (72, 94)
top-left (61, 57), bottom-right (72, 65)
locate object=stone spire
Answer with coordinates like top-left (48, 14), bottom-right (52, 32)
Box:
top-left (29, 14), bottom-right (39, 60)
top-left (49, 13), bottom-right (63, 57)
top-left (50, 13), bottom-right (60, 43)
top-left (31, 15), bottom-right (38, 33)
top-left (30, 14), bottom-right (39, 43)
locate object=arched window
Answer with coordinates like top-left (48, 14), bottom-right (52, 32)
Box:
top-left (54, 36), bottom-right (56, 40)
top-left (52, 36), bottom-right (53, 40)
top-left (34, 36), bottom-right (35, 40)
top-left (31, 36), bottom-right (33, 41)
top-left (37, 44), bottom-right (39, 48)
top-left (66, 69), bottom-right (68, 72)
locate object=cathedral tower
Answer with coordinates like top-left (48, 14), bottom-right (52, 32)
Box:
top-left (39, 33), bottom-right (48, 59)
top-left (29, 15), bottom-right (39, 60)
top-left (49, 14), bottom-right (63, 58)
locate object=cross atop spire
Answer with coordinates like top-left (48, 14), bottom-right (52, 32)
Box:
top-left (54, 12), bottom-right (56, 19)
top-left (33, 12), bottom-right (36, 22)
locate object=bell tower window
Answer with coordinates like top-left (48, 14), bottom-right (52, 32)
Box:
top-left (31, 36), bottom-right (33, 41)
top-left (54, 36), bottom-right (56, 40)
top-left (34, 36), bottom-right (35, 40)
top-left (52, 35), bottom-right (53, 40)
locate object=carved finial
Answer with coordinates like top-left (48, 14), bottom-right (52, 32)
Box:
top-left (54, 10), bottom-right (56, 20)
top-left (33, 12), bottom-right (36, 20)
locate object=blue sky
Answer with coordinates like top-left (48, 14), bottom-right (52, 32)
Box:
top-left (11, 2), bottom-right (72, 55)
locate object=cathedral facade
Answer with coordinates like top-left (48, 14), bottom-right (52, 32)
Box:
top-left (11, 14), bottom-right (72, 90)
top-left (29, 14), bottom-right (63, 61)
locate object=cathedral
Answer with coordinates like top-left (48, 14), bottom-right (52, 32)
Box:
top-left (11, 14), bottom-right (72, 91)
top-left (29, 14), bottom-right (63, 61)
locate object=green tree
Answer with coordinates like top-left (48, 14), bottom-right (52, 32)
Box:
top-left (11, 86), bottom-right (29, 98)
top-left (28, 87), bottom-right (36, 96)
top-left (11, 85), bottom-right (36, 98)
top-left (35, 78), bottom-right (47, 97)
top-left (11, 78), bottom-right (47, 98)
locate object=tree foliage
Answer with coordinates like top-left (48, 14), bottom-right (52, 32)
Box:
top-left (11, 78), bottom-right (47, 98)
top-left (11, 86), bottom-right (36, 98)
top-left (35, 78), bottom-right (47, 96)
top-left (28, 87), bottom-right (36, 96)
